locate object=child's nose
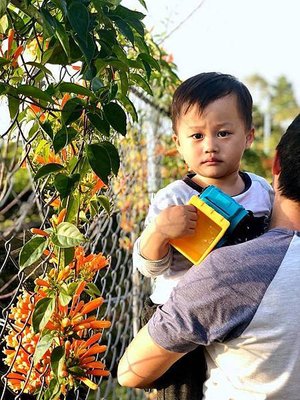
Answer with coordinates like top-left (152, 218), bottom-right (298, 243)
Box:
top-left (204, 137), bottom-right (218, 153)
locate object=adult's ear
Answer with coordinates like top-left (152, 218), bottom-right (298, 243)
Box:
top-left (272, 150), bottom-right (281, 175)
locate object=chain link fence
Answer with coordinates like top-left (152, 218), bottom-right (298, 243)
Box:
top-left (0, 94), bottom-right (172, 399)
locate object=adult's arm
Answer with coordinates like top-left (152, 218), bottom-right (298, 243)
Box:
top-left (117, 324), bottom-right (185, 388)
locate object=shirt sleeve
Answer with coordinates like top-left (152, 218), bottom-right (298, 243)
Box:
top-left (133, 237), bottom-right (172, 277)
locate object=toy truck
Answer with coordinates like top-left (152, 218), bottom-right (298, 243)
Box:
top-left (169, 185), bottom-right (249, 264)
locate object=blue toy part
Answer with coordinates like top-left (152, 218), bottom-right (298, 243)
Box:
top-left (199, 185), bottom-right (248, 235)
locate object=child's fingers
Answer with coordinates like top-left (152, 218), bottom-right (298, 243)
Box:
top-left (185, 205), bottom-right (198, 220)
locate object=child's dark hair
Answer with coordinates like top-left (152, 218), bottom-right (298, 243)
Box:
top-left (171, 72), bottom-right (253, 133)
top-left (276, 114), bottom-right (300, 202)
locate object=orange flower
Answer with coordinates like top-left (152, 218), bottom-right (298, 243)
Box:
top-left (11, 44), bottom-right (24, 67)
top-left (50, 197), bottom-right (61, 208)
top-left (7, 29), bottom-right (14, 58)
top-left (51, 208), bottom-right (67, 227)
top-left (3, 290), bottom-right (52, 394)
top-left (72, 247), bottom-right (108, 281)
top-left (61, 93), bottom-right (70, 108)
top-left (30, 227), bottom-right (49, 237)
top-left (3, 284), bottom-right (110, 394)
top-left (34, 151), bottom-right (62, 165)
top-left (63, 337), bottom-right (110, 391)
top-left (91, 175), bottom-right (106, 195)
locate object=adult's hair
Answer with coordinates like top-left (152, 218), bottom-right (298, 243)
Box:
top-left (171, 72), bottom-right (253, 133)
top-left (276, 114), bottom-right (300, 202)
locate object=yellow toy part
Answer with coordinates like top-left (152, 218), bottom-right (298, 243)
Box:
top-left (169, 195), bottom-right (230, 265)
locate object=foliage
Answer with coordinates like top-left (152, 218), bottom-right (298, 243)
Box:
top-left (0, 0), bottom-right (179, 398)
top-left (246, 73), bottom-right (300, 158)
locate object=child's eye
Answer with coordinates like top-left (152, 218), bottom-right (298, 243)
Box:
top-left (191, 133), bottom-right (203, 140)
top-left (217, 131), bottom-right (231, 138)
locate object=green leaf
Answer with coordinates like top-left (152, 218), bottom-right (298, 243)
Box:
top-left (103, 102), bottom-right (127, 135)
top-left (51, 0), bottom-right (67, 14)
top-left (33, 331), bottom-right (55, 366)
top-left (51, 222), bottom-right (85, 248)
top-left (8, 95), bottom-right (19, 120)
top-left (134, 36), bottom-right (150, 55)
top-left (118, 94), bottom-right (138, 122)
top-left (28, 122), bottom-right (39, 138)
top-left (43, 378), bottom-right (61, 400)
top-left (53, 126), bottom-right (78, 153)
top-left (89, 198), bottom-right (99, 218)
top-left (87, 142), bottom-right (120, 183)
top-left (127, 17), bottom-right (144, 36)
top-left (112, 44), bottom-right (128, 64)
top-left (67, 281), bottom-right (79, 296)
top-left (140, 59), bottom-right (151, 81)
top-left (59, 289), bottom-right (72, 307)
top-left (17, 85), bottom-right (55, 104)
top-left (0, 83), bottom-right (6, 95)
top-left (100, 141), bottom-right (120, 175)
top-left (86, 282), bottom-right (102, 297)
top-left (61, 247), bottom-right (75, 267)
top-left (32, 297), bottom-right (55, 333)
top-left (107, 59), bottom-right (129, 72)
top-left (87, 143), bottom-right (111, 184)
top-left (138, 53), bottom-right (160, 72)
top-left (98, 195), bottom-right (111, 215)
top-left (138, 0), bottom-right (147, 10)
top-left (58, 82), bottom-right (94, 98)
top-left (118, 71), bottom-right (128, 96)
top-left (54, 173), bottom-right (80, 198)
top-left (74, 33), bottom-right (96, 65)
top-left (68, 366), bottom-right (85, 376)
top-left (27, 62), bottom-right (54, 78)
top-left (87, 112), bottom-right (110, 137)
top-left (61, 98), bottom-right (83, 125)
top-left (65, 193), bottom-right (80, 223)
top-left (114, 18), bottom-right (134, 45)
top-left (130, 73), bottom-right (153, 96)
top-left (41, 9), bottom-right (71, 60)
top-left (34, 163), bottom-right (64, 181)
top-left (51, 345), bottom-right (65, 378)
top-left (91, 77), bottom-right (103, 92)
top-left (0, 56), bottom-right (10, 66)
top-left (67, 1), bottom-right (90, 42)
top-left (19, 236), bottom-right (48, 270)
top-left (115, 4), bottom-right (145, 20)
top-left (0, 0), bottom-right (8, 18)
top-left (109, 82), bottom-right (118, 101)
top-left (40, 121), bottom-right (54, 139)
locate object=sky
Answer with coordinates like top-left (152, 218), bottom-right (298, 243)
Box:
top-left (123, 0), bottom-right (300, 105)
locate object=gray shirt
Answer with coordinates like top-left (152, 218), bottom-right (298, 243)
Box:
top-left (148, 229), bottom-right (300, 399)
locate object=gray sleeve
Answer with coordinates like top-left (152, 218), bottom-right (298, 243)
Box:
top-left (132, 237), bottom-right (172, 277)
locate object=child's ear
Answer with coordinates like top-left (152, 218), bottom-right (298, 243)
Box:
top-left (245, 127), bottom-right (255, 149)
top-left (172, 133), bottom-right (180, 148)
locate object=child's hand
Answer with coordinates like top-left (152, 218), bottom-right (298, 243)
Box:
top-left (155, 205), bottom-right (198, 240)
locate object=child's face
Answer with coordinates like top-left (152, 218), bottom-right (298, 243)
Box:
top-left (173, 94), bottom-right (254, 182)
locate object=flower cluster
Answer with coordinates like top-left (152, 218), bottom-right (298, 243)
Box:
top-left (3, 238), bottom-right (110, 397)
top-left (3, 291), bottom-right (52, 393)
